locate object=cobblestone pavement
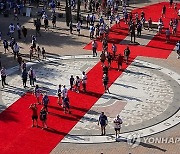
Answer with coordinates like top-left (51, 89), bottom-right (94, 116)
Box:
top-left (0, 0), bottom-right (180, 153)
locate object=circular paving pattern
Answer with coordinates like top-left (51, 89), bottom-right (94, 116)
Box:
top-left (1, 55), bottom-right (180, 144)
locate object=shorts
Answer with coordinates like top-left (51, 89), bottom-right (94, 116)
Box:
top-left (32, 115), bottom-right (38, 120)
top-left (114, 128), bottom-right (120, 131)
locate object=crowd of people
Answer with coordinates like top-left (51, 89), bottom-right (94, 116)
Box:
top-left (1, 0), bottom-right (180, 137)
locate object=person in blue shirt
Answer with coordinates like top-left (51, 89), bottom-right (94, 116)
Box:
top-left (98, 112), bottom-right (108, 135)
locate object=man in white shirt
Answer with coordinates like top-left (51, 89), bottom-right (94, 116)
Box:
top-left (82, 71), bottom-right (87, 92)
top-left (13, 43), bottom-right (20, 60)
top-left (62, 85), bottom-right (68, 99)
top-left (113, 115), bottom-right (123, 139)
top-left (9, 23), bottom-right (15, 38)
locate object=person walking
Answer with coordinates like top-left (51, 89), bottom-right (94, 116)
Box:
top-left (75, 76), bottom-right (81, 93)
top-left (92, 40), bottom-right (98, 57)
top-left (103, 65), bottom-right (109, 75)
top-left (102, 73), bottom-right (110, 93)
top-left (130, 22), bottom-right (136, 43)
top-left (107, 52), bottom-right (112, 68)
top-left (148, 17), bottom-right (152, 31)
top-left (29, 103), bottom-right (38, 127)
top-left (82, 71), bottom-right (87, 92)
top-left (57, 84), bottom-right (62, 105)
top-left (22, 68), bottom-right (28, 88)
top-left (165, 28), bottom-right (170, 43)
top-left (3, 39), bottom-right (9, 54)
top-left (63, 96), bottom-right (70, 114)
top-left (176, 41), bottom-right (180, 59)
top-left (17, 23), bottom-right (21, 39)
top-left (112, 43), bottom-right (117, 58)
top-left (170, 0), bottom-right (173, 7)
top-left (62, 85), bottom-right (68, 100)
top-left (28, 67), bottom-right (36, 87)
top-left (117, 54), bottom-right (123, 71)
top-left (9, 23), bottom-right (15, 38)
top-left (35, 18), bottom-right (41, 36)
top-left (113, 115), bottom-right (123, 139)
top-left (17, 54), bottom-right (23, 70)
top-left (42, 47), bottom-right (46, 59)
top-left (37, 46), bottom-right (41, 60)
top-left (69, 21), bottom-right (73, 34)
top-left (98, 112), bottom-right (108, 136)
top-left (137, 22), bottom-right (142, 36)
top-left (21, 60), bottom-right (26, 72)
top-left (40, 106), bottom-right (48, 129)
top-left (162, 5), bottom-right (166, 18)
top-left (42, 93), bottom-right (50, 113)
top-left (100, 51), bottom-right (106, 66)
top-left (44, 18), bottom-right (49, 31)
top-left (1, 67), bottom-right (8, 88)
top-left (34, 85), bottom-right (41, 104)
top-left (22, 26), bottom-right (27, 42)
top-left (124, 46), bottom-right (130, 64)
top-left (29, 46), bottom-right (33, 61)
top-left (76, 21), bottom-right (81, 35)
top-left (51, 13), bottom-right (57, 28)
top-left (70, 75), bottom-right (75, 90)
top-left (13, 43), bottom-right (20, 60)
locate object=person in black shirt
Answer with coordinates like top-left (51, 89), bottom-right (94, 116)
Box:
top-left (3, 39), bottom-right (9, 53)
top-left (22, 26), bottom-right (27, 42)
top-left (70, 75), bottom-right (75, 90)
top-left (124, 46), bottom-right (130, 64)
top-left (98, 112), bottom-right (108, 135)
top-left (130, 22), bottom-right (136, 43)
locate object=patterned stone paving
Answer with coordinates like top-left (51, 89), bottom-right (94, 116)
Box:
top-left (1, 56), bottom-right (180, 145)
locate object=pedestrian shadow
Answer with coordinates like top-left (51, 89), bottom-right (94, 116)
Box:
top-left (132, 62), bottom-right (158, 70)
top-left (102, 93), bottom-right (142, 102)
top-left (82, 90), bottom-right (102, 98)
top-left (49, 112), bottom-right (77, 121)
top-left (117, 137), bottom-right (167, 152)
top-left (113, 83), bottom-right (138, 89)
top-left (44, 127), bottom-right (67, 136)
top-left (1, 85), bottom-right (26, 96)
top-left (124, 69), bottom-right (152, 77)
top-left (48, 105), bottom-right (63, 111)
top-left (65, 134), bottom-right (86, 141)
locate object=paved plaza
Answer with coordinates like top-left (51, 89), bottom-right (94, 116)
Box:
top-left (0, 0), bottom-right (180, 154)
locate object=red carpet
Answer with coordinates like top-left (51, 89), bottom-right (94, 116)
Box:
top-left (83, 20), bottom-right (129, 51)
top-left (0, 60), bottom-right (132, 154)
top-left (84, 2), bottom-right (180, 58)
top-left (0, 2), bottom-right (179, 154)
